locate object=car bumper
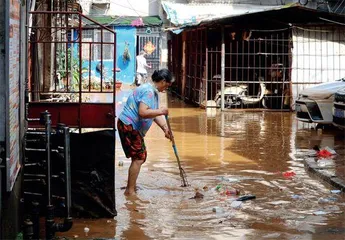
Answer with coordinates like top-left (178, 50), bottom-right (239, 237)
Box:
top-left (295, 98), bottom-right (333, 124)
top-left (333, 102), bottom-right (345, 129)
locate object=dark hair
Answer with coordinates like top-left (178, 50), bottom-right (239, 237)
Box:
top-left (151, 68), bottom-right (174, 83)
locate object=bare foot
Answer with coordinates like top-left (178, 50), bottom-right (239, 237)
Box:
top-left (121, 185), bottom-right (142, 191)
top-left (124, 188), bottom-right (136, 196)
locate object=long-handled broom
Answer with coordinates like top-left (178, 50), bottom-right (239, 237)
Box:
top-left (165, 115), bottom-right (189, 187)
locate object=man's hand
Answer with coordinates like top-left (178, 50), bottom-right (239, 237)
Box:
top-left (159, 107), bottom-right (169, 116)
top-left (163, 127), bottom-right (172, 140)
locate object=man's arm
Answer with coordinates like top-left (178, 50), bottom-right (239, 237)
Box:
top-left (154, 115), bottom-right (168, 131)
top-left (139, 102), bottom-right (168, 119)
top-left (143, 59), bottom-right (151, 68)
top-left (154, 115), bottom-right (172, 140)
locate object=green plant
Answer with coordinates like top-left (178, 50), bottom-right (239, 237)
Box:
top-left (56, 47), bottom-right (86, 91)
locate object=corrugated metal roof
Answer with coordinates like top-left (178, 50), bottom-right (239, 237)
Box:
top-left (162, 2), bottom-right (345, 31)
top-left (161, 1), bottom-right (297, 27)
top-left (83, 15), bottom-right (163, 27)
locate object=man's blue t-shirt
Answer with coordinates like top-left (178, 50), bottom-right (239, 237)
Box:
top-left (119, 83), bottom-right (159, 136)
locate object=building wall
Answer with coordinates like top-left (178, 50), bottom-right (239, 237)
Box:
top-left (291, 26), bottom-right (345, 103)
top-left (1, 0), bottom-right (26, 238)
top-left (115, 27), bottom-right (137, 84)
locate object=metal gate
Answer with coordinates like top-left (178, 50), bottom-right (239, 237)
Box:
top-left (25, 10), bottom-right (117, 218)
top-left (27, 11), bottom-right (117, 129)
top-left (137, 27), bottom-right (161, 77)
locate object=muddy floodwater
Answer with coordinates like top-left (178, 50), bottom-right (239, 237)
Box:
top-left (59, 92), bottom-right (345, 240)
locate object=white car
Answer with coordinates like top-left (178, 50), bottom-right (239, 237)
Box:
top-left (295, 79), bottom-right (345, 124)
top-left (332, 87), bottom-right (345, 129)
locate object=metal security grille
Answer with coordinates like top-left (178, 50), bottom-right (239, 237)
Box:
top-left (137, 34), bottom-right (160, 77)
top-left (185, 29), bottom-right (207, 106)
top-left (169, 27), bottom-right (292, 110)
top-left (207, 28), bottom-right (291, 110)
top-left (168, 10), bottom-right (345, 111)
top-left (291, 26), bottom-right (345, 102)
top-left (168, 34), bottom-right (183, 98)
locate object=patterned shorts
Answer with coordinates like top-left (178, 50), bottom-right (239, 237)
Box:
top-left (117, 119), bottom-right (147, 161)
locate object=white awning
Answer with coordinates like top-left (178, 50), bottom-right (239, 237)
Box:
top-left (161, 1), bottom-right (286, 27)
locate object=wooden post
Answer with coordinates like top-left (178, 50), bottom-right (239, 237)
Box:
top-left (182, 31), bottom-right (186, 99)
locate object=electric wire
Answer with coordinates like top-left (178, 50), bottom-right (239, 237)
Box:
top-left (333, 0), bottom-right (345, 13)
top-left (126, 0), bottom-right (141, 16)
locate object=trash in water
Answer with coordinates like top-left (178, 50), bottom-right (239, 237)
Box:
top-left (317, 159), bottom-right (335, 167)
top-left (220, 189), bottom-right (240, 196)
top-left (330, 190), bottom-right (341, 194)
top-left (267, 200), bottom-right (290, 205)
top-left (84, 227), bottom-right (90, 237)
top-left (236, 195), bottom-right (256, 201)
top-left (324, 146), bottom-right (337, 155)
top-left (212, 206), bottom-right (224, 213)
top-left (225, 189), bottom-right (240, 196)
top-left (230, 200), bottom-right (242, 208)
top-left (215, 185), bottom-right (222, 191)
top-left (203, 186), bottom-right (208, 191)
top-left (318, 197), bottom-right (337, 204)
top-left (291, 195), bottom-right (303, 200)
top-left (190, 190), bottom-right (204, 199)
top-left (317, 148), bottom-right (336, 158)
top-left (282, 171), bottom-right (296, 179)
top-left (313, 210), bottom-right (327, 215)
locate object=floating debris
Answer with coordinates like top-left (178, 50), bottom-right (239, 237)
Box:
top-left (318, 197), bottom-right (337, 204)
top-left (190, 191), bottom-right (204, 199)
top-left (313, 210), bottom-right (327, 215)
top-left (84, 227), bottom-right (90, 237)
top-left (212, 206), bottom-right (224, 213)
top-left (291, 195), bottom-right (303, 200)
top-left (282, 171), bottom-right (296, 179)
top-left (230, 200), bottom-right (242, 208)
top-left (267, 200), bottom-right (290, 205)
top-left (236, 195), bottom-right (256, 201)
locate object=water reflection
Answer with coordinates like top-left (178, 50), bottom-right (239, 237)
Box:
top-left (118, 195), bottom-right (150, 240)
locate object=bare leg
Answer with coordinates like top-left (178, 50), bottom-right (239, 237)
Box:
top-left (125, 159), bottom-right (145, 196)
